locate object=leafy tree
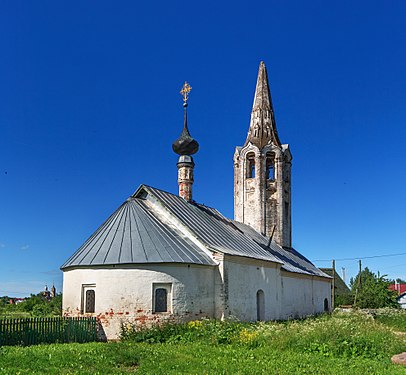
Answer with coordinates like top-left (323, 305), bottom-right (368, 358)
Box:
top-left (350, 267), bottom-right (399, 308)
top-left (388, 278), bottom-right (406, 284)
top-left (0, 296), bottom-right (11, 306)
top-left (334, 293), bottom-right (354, 306)
top-left (0, 293), bottom-right (62, 318)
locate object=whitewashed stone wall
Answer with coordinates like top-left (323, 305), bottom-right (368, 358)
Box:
top-left (62, 264), bottom-right (215, 340)
top-left (280, 272), bottom-right (331, 319)
top-left (222, 256), bottom-right (331, 321)
top-left (223, 256), bottom-right (281, 321)
top-left (62, 258), bottom-right (331, 339)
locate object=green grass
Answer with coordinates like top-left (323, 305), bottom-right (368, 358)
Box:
top-left (0, 342), bottom-right (139, 374)
top-left (373, 308), bottom-right (406, 331)
top-left (0, 310), bottom-right (405, 374)
top-left (0, 310), bottom-right (31, 318)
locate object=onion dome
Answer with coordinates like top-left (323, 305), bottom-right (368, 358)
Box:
top-left (172, 82), bottom-right (199, 156)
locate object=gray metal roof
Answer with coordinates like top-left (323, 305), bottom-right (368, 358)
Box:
top-left (61, 197), bottom-right (216, 269)
top-left (62, 184), bottom-right (329, 279)
top-left (232, 221), bottom-right (330, 278)
top-left (136, 185), bottom-right (329, 278)
top-left (137, 186), bottom-right (283, 264)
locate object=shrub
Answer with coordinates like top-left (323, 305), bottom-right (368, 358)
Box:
top-left (121, 318), bottom-right (247, 345)
top-left (121, 311), bottom-right (406, 359)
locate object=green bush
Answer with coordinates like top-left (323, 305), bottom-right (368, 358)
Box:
top-left (121, 318), bottom-right (247, 345)
top-left (121, 310), bottom-right (406, 359)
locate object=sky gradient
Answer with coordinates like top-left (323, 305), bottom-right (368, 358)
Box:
top-left (1, 1), bottom-right (406, 297)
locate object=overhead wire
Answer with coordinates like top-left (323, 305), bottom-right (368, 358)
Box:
top-left (312, 251), bottom-right (406, 263)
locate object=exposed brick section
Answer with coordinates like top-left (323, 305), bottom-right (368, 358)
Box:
top-left (177, 155), bottom-right (194, 202)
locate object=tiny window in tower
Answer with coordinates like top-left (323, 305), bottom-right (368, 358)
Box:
top-left (284, 201), bottom-right (289, 225)
top-left (246, 153), bottom-right (255, 178)
top-left (266, 152), bottom-right (275, 180)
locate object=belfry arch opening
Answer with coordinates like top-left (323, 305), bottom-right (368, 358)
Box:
top-left (265, 152), bottom-right (275, 180)
top-left (246, 153), bottom-right (256, 178)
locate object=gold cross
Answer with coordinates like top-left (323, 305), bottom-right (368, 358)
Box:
top-left (180, 81), bottom-right (192, 103)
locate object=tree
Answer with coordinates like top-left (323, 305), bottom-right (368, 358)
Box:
top-left (350, 267), bottom-right (399, 309)
top-left (0, 296), bottom-right (10, 306)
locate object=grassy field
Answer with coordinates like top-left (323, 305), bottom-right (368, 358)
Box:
top-left (0, 310), bottom-right (405, 374)
top-left (0, 310), bottom-right (31, 319)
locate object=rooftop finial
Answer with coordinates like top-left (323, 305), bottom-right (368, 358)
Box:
top-left (172, 81), bottom-right (199, 156)
top-left (180, 81), bottom-right (192, 107)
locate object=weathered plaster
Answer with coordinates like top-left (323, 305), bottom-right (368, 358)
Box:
top-left (63, 264), bottom-right (216, 340)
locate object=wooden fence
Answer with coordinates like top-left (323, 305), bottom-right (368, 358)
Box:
top-left (0, 317), bottom-right (97, 346)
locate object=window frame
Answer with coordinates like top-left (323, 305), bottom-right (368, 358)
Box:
top-left (81, 284), bottom-right (96, 314)
top-left (152, 283), bottom-right (172, 314)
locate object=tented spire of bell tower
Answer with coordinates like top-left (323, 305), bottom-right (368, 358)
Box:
top-left (245, 61), bottom-right (281, 149)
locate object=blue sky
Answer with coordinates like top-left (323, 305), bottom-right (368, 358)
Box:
top-left (1, 1), bottom-right (406, 297)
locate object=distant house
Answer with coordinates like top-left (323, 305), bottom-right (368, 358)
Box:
top-left (389, 283), bottom-right (406, 309)
top-left (9, 298), bottom-right (26, 305)
top-left (397, 293), bottom-right (406, 309)
top-left (389, 283), bottom-right (406, 295)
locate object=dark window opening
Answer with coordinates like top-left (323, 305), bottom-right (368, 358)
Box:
top-left (324, 298), bottom-right (329, 312)
top-left (85, 290), bottom-right (95, 313)
top-left (266, 152), bottom-right (275, 180)
top-left (284, 202), bottom-right (289, 224)
top-left (246, 153), bottom-right (255, 178)
top-left (155, 288), bottom-right (168, 313)
top-left (256, 290), bottom-right (265, 321)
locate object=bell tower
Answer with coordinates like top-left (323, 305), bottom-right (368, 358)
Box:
top-left (234, 62), bottom-right (292, 248)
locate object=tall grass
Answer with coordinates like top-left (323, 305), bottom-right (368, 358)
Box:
top-left (373, 308), bottom-right (406, 331)
top-left (121, 310), bottom-right (406, 360)
top-left (0, 310), bottom-right (405, 374)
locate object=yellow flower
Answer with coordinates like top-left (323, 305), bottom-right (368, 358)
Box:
top-left (187, 320), bottom-right (203, 329)
top-left (239, 328), bottom-right (258, 343)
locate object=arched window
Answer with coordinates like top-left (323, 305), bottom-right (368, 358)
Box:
top-left (85, 290), bottom-right (95, 313)
top-left (154, 288), bottom-right (168, 313)
top-left (266, 152), bottom-right (275, 180)
top-left (324, 298), bottom-right (329, 312)
top-left (246, 153), bottom-right (255, 178)
top-left (256, 290), bottom-right (265, 321)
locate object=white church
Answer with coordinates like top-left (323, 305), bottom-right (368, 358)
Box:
top-left (61, 62), bottom-right (331, 340)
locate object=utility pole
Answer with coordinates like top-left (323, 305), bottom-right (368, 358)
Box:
top-left (359, 259), bottom-right (362, 288)
top-left (354, 259), bottom-right (362, 306)
top-left (332, 259), bottom-right (335, 310)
